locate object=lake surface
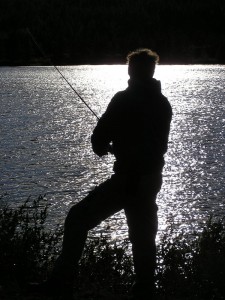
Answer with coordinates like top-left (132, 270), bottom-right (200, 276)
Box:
top-left (0, 65), bottom-right (224, 241)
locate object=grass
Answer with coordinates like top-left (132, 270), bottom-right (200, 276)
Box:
top-left (0, 195), bottom-right (224, 299)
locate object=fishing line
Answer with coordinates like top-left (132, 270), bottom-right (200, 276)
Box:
top-left (26, 28), bottom-right (99, 120)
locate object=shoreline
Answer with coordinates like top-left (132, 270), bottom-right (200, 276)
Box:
top-left (0, 56), bottom-right (222, 68)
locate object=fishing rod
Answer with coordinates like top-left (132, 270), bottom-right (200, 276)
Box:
top-left (26, 28), bottom-right (99, 120)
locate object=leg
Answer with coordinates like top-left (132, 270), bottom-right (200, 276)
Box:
top-left (124, 173), bottom-right (162, 297)
top-left (52, 174), bottom-right (126, 282)
top-left (27, 174), bottom-right (126, 298)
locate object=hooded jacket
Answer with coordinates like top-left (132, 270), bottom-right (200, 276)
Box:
top-left (91, 78), bottom-right (172, 174)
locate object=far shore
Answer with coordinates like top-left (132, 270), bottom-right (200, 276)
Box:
top-left (0, 56), bottom-right (221, 67)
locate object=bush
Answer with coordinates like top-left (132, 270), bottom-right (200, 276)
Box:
top-left (0, 195), bottom-right (224, 299)
top-left (76, 237), bottom-right (134, 298)
top-left (156, 218), bottom-right (225, 299)
top-left (0, 195), bottom-right (62, 288)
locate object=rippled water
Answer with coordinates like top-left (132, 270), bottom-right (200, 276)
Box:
top-left (0, 65), bottom-right (224, 241)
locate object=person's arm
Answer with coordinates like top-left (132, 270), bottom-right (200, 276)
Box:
top-left (160, 97), bottom-right (173, 154)
top-left (91, 94), bottom-right (119, 157)
top-left (91, 115), bottom-right (112, 157)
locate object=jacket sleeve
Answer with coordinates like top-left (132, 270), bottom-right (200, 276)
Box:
top-left (91, 116), bottom-right (111, 157)
top-left (91, 95), bottom-right (118, 157)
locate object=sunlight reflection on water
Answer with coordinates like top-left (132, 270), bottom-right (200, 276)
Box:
top-left (0, 65), bottom-right (224, 242)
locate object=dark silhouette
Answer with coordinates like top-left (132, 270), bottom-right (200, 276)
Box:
top-left (29, 49), bottom-right (172, 299)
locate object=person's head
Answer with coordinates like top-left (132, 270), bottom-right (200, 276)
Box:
top-left (127, 48), bottom-right (159, 80)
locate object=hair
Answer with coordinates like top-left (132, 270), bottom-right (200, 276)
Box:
top-left (126, 48), bottom-right (159, 79)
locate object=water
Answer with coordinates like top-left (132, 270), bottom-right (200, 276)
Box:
top-left (0, 65), bottom-right (224, 241)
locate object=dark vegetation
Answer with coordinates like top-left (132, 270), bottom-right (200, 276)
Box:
top-left (1, 0), bottom-right (225, 66)
top-left (0, 195), bottom-right (225, 299)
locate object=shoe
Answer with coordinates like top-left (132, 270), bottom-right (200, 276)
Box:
top-left (26, 278), bottom-right (74, 299)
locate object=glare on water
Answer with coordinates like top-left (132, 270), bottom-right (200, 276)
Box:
top-left (0, 65), bottom-right (224, 242)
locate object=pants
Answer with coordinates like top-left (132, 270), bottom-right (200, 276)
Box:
top-left (52, 172), bottom-right (162, 288)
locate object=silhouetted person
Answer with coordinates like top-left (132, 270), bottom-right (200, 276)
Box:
top-left (29, 48), bottom-right (172, 299)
